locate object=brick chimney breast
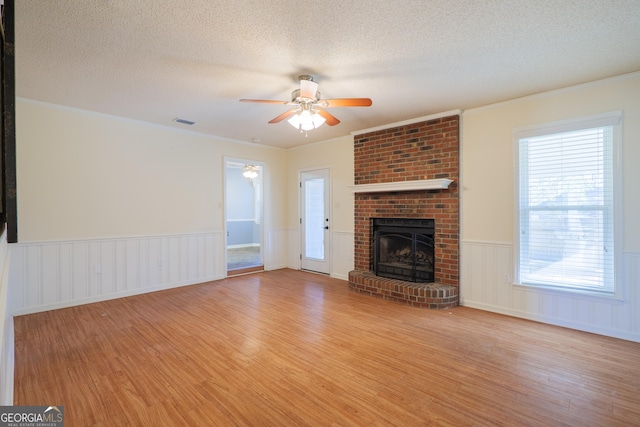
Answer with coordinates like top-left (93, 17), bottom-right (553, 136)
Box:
top-left (349, 115), bottom-right (460, 308)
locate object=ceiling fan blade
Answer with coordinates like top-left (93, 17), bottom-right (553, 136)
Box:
top-left (268, 108), bottom-right (299, 124)
top-left (317, 109), bottom-right (340, 126)
top-left (321, 98), bottom-right (373, 108)
top-left (240, 99), bottom-right (290, 104)
top-left (300, 79), bottom-right (319, 100)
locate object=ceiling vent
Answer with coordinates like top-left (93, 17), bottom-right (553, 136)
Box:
top-left (174, 118), bottom-right (196, 125)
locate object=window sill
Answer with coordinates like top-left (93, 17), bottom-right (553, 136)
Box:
top-left (513, 283), bottom-right (624, 303)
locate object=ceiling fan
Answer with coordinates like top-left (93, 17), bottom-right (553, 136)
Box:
top-left (240, 75), bottom-right (372, 133)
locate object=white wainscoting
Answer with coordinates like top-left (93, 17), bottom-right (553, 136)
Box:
top-left (331, 231), bottom-right (354, 281)
top-left (287, 227), bottom-right (353, 281)
top-left (460, 240), bottom-right (640, 342)
top-left (9, 232), bottom-right (226, 315)
top-left (264, 227), bottom-right (289, 271)
top-left (287, 227), bottom-right (300, 271)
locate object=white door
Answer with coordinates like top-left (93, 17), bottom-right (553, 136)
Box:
top-left (300, 169), bottom-right (330, 274)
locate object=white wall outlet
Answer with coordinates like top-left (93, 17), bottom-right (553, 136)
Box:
top-left (94, 264), bottom-right (101, 275)
top-left (503, 273), bottom-right (511, 283)
top-left (157, 258), bottom-right (163, 267)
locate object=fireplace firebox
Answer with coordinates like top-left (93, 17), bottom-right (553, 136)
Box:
top-left (373, 218), bottom-right (435, 283)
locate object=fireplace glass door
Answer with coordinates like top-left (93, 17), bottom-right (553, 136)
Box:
top-left (373, 218), bottom-right (435, 283)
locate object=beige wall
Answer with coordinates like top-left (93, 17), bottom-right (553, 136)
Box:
top-left (286, 135), bottom-right (355, 233)
top-left (16, 100), bottom-right (288, 242)
top-left (461, 73), bottom-right (640, 250)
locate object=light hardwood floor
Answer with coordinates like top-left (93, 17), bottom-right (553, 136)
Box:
top-left (14, 269), bottom-right (640, 426)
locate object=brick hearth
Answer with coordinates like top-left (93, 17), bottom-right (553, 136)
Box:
top-left (349, 114), bottom-right (460, 308)
top-left (348, 271), bottom-right (457, 309)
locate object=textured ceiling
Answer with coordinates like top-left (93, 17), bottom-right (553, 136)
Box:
top-left (15, 0), bottom-right (640, 149)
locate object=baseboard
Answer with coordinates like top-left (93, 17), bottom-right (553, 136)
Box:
top-left (265, 264), bottom-right (289, 271)
top-left (227, 243), bottom-right (260, 249)
top-left (461, 300), bottom-right (640, 343)
top-left (278, 266), bottom-right (348, 281)
top-left (12, 275), bottom-right (224, 316)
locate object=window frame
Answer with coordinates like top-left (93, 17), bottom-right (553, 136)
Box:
top-left (513, 111), bottom-right (623, 298)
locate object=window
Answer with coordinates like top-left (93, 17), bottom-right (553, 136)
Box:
top-left (515, 112), bottom-right (621, 294)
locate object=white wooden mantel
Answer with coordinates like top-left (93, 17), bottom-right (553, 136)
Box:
top-left (348, 178), bottom-right (453, 193)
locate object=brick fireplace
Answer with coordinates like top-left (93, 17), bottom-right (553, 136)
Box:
top-left (348, 113), bottom-right (460, 309)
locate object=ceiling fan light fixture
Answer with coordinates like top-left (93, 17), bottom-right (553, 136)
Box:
top-left (288, 109), bottom-right (325, 131)
top-left (243, 165), bottom-right (259, 179)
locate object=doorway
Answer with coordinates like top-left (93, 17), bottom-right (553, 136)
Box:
top-left (300, 168), bottom-right (330, 274)
top-left (225, 159), bottom-right (263, 275)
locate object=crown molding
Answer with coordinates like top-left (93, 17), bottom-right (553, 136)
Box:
top-left (351, 110), bottom-right (462, 136)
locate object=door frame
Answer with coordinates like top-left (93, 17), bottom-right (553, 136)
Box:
top-left (299, 166), bottom-right (331, 274)
top-left (223, 156), bottom-right (265, 276)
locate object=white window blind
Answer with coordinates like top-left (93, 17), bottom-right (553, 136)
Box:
top-left (517, 116), bottom-right (618, 293)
